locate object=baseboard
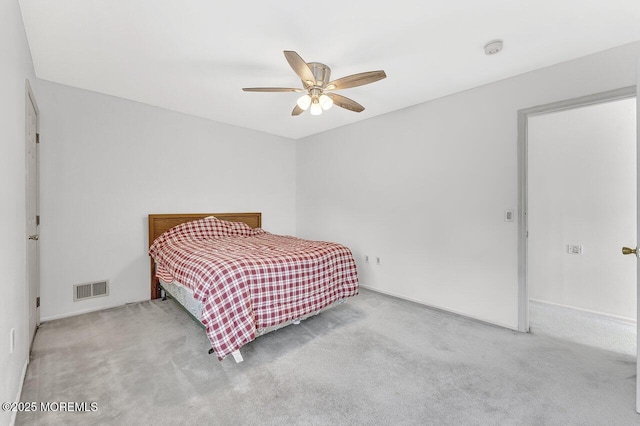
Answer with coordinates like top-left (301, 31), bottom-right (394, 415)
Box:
top-left (529, 298), bottom-right (636, 325)
top-left (9, 359), bottom-right (29, 426)
top-left (358, 284), bottom-right (518, 331)
top-left (40, 298), bottom-right (149, 322)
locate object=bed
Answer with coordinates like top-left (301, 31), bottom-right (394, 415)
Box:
top-left (148, 213), bottom-right (359, 362)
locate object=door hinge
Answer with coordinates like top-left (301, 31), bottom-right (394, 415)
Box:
top-left (36, 297), bottom-right (40, 308)
top-left (36, 133), bottom-right (40, 144)
top-left (36, 215), bottom-right (40, 226)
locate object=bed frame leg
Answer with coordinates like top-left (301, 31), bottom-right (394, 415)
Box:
top-left (207, 348), bottom-right (243, 363)
top-left (231, 350), bottom-right (244, 363)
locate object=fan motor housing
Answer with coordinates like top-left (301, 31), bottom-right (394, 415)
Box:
top-left (306, 62), bottom-right (331, 87)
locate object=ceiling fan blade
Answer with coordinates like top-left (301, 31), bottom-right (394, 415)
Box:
top-left (325, 70), bottom-right (386, 91)
top-left (292, 104), bottom-right (304, 116)
top-left (326, 93), bottom-right (365, 113)
top-left (284, 51), bottom-right (316, 87)
top-left (242, 87), bottom-right (304, 92)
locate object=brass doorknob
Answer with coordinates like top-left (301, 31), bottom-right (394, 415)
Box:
top-left (622, 246), bottom-right (637, 255)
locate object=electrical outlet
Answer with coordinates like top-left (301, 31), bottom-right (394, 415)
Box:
top-left (567, 244), bottom-right (583, 255)
top-left (365, 255), bottom-right (369, 264)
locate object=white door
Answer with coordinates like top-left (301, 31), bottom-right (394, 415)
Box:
top-left (26, 82), bottom-right (40, 348)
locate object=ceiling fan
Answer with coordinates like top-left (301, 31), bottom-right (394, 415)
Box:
top-left (242, 51), bottom-right (386, 116)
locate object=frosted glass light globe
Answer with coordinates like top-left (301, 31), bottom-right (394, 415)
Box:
top-left (296, 94), bottom-right (312, 110)
top-left (319, 94), bottom-right (333, 110)
top-left (310, 101), bottom-right (323, 116)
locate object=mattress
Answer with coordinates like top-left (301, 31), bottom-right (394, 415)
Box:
top-left (159, 279), bottom-right (204, 325)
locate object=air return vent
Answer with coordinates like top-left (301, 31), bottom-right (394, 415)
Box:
top-left (73, 280), bottom-right (109, 302)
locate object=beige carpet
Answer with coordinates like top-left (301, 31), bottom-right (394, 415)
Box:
top-left (17, 288), bottom-right (638, 425)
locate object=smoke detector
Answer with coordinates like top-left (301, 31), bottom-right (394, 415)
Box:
top-left (484, 40), bottom-right (504, 55)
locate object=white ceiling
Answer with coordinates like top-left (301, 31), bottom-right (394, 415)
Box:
top-left (19, 0), bottom-right (640, 140)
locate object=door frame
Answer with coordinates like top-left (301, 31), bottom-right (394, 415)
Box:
top-left (517, 85), bottom-right (636, 332)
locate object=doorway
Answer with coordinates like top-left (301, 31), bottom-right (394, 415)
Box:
top-left (518, 87), bottom-right (637, 331)
top-left (527, 95), bottom-right (636, 355)
top-left (25, 80), bottom-right (40, 349)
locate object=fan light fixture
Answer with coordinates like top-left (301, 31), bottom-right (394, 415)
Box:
top-left (242, 51), bottom-right (386, 117)
top-left (296, 94), bottom-right (312, 110)
top-left (310, 99), bottom-right (322, 115)
top-left (319, 94), bottom-right (333, 110)
top-left (296, 94), bottom-right (334, 115)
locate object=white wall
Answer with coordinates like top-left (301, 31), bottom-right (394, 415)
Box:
top-left (528, 98), bottom-right (637, 321)
top-left (296, 42), bottom-right (640, 330)
top-left (0, 1), bottom-right (37, 424)
top-left (38, 80), bottom-right (296, 321)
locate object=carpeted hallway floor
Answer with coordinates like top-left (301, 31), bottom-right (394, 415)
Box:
top-left (17, 289), bottom-right (639, 425)
top-left (529, 299), bottom-right (636, 357)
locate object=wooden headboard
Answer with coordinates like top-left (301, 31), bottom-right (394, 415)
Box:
top-left (148, 212), bottom-right (262, 299)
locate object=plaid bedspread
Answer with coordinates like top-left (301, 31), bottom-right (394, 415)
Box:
top-left (149, 217), bottom-right (359, 360)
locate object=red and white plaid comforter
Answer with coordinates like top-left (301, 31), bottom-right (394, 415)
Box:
top-left (149, 217), bottom-right (359, 360)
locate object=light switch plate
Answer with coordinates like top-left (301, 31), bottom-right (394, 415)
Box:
top-left (504, 210), bottom-right (514, 222)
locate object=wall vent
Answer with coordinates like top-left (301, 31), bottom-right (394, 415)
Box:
top-left (73, 280), bottom-right (109, 302)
